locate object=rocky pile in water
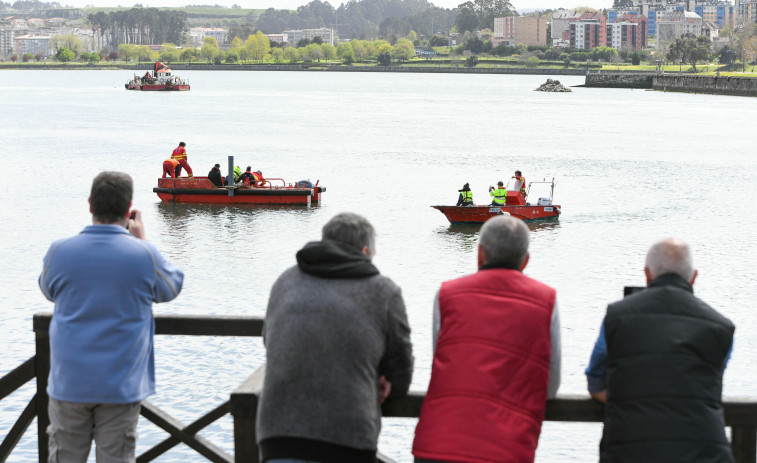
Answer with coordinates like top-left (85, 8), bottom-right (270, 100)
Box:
top-left (534, 79), bottom-right (572, 92)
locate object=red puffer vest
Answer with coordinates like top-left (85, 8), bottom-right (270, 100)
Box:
top-left (413, 268), bottom-right (556, 463)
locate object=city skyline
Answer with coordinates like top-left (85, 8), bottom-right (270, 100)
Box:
top-left (58, 0), bottom-right (607, 14)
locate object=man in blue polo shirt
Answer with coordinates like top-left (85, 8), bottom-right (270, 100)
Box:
top-left (39, 171), bottom-right (184, 463)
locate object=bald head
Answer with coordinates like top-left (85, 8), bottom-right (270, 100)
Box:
top-left (478, 216), bottom-right (530, 268)
top-left (645, 238), bottom-right (695, 282)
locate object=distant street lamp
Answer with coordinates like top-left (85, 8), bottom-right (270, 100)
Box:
top-left (679, 58), bottom-right (682, 74)
top-left (743, 48), bottom-right (746, 72)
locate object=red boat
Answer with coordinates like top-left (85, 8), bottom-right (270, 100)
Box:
top-left (154, 177), bottom-right (325, 205)
top-left (126, 62), bottom-right (189, 91)
top-left (432, 179), bottom-right (561, 224)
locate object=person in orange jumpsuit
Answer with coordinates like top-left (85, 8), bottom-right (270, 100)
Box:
top-left (162, 158), bottom-right (179, 178)
top-left (171, 142), bottom-right (193, 178)
top-left (253, 170), bottom-right (267, 187)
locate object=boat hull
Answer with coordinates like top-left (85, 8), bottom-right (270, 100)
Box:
top-left (432, 205), bottom-right (561, 224)
top-left (126, 83), bottom-right (190, 91)
top-left (154, 177), bottom-right (324, 205)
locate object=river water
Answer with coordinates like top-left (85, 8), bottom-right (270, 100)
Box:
top-left (1, 69), bottom-right (756, 462)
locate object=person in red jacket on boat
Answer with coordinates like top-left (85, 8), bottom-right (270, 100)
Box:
top-left (413, 215), bottom-right (561, 463)
top-left (162, 158), bottom-right (180, 178)
top-left (171, 142), bottom-right (193, 178)
top-left (252, 170), bottom-right (267, 187)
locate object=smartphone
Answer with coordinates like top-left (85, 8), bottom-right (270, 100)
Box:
top-left (623, 286), bottom-right (644, 298)
top-left (126, 211), bottom-right (136, 229)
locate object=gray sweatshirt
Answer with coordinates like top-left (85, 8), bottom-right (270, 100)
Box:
top-left (256, 241), bottom-right (414, 452)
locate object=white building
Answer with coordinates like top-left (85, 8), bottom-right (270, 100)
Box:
top-left (266, 33), bottom-right (287, 45)
top-left (0, 27), bottom-right (13, 57)
top-left (188, 27), bottom-right (227, 47)
top-left (655, 10), bottom-right (703, 50)
top-left (13, 34), bottom-right (52, 56)
top-left (550, 9), bottom-right (581, 46)
top-left (284, 27), bottom-right (334, 46)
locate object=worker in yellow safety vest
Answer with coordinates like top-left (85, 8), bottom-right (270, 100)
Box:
top-left (489, 181), bottom-right (507, 206)
top-left (457, 183), bottom-right (474, 206)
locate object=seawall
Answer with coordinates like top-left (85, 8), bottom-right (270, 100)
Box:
top-left (0, 62), bottom-right (591, 76)
top-left (584, 72), bottom-right (757, 97)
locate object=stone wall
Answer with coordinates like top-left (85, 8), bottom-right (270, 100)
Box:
top-left (652, 74), bottom-right (757, 97)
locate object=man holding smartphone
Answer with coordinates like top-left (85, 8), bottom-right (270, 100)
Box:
top-left (585, 238), bottom-right (734, 463)
top-left (39, 171), bottom-right (184, 463)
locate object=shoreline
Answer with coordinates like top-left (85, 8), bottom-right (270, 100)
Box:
top-left (3, 63), bottom-right (755, 97)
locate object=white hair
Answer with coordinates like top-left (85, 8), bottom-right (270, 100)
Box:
top-left (322, 212), bottom-right (376, 255)
top-left (645, 238), bottom-right (695, 280)
top-left (479, 216), bottom-right (529, 267)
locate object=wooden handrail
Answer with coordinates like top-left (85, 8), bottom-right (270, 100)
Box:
top-left (4, 314), bottom-right (756, 463)
top-left (231, 364), bottom-right (757, 463)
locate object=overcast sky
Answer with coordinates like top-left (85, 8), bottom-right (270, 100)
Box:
top-left (63, 0), bottom-right (607, 12)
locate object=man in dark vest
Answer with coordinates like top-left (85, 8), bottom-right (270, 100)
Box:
top-left (585, 237), bottom-right (735, 463)
top-left (413, 215), bottom-right (561, 463)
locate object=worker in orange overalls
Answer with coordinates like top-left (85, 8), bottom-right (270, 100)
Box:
top-left (171, 142), bottom-right (193, 178)
top-left (162, 158), bottom-right (180, 178)
top-left (253, 170), bottom-right (267, 187)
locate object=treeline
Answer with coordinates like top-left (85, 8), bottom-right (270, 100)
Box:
top-left (86, 8), bottom-right (188, 50)
top-left (254, 0), bottom-right (455, 40)
top-left (252, 0), bottom-right (517, 41)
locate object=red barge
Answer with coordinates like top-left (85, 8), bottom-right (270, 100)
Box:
top-left (126, 62), bottom-right (189, 91)
top-left (432, 179), bottom-right (561, 224)
top-left (154, 177), bottom-right (325, 206)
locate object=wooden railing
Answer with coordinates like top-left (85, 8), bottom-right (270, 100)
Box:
top-left (2, 313), bottom-right (757, 463)
top-left (1, 313), bottom-right (264, 463)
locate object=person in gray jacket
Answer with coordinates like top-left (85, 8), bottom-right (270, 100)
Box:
top-left (256, 212), bottom-right (414, 463)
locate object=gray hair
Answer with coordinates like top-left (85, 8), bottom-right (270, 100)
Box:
top-left (479, 216), bottom-right (529, 267)
top-left (322, 212), bottom-right (376, 255)
top-left (645, 237), bottom-right (695, 280)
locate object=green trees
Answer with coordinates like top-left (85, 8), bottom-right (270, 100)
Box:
top-left (455, 0), bottom-right (516, 33)
top-left (201, 36), bottom-right (221, 63)
top-left (666, 33), bottom-right (711, 72)
top-left (56, 47), bottom-right (75, 62)
top-left (159, 43), bottom-right (180, 62)
top-left (391, 38), bottom-right (414, 62)
top-left (87, 8), bottom-right (187, 48)
top-left (51, 34), bottom-right (83, 57)
top-left (337, 42), bottom-right (355, 64)
top-left (377, 51), bottom-right (391, 66)
top-left (244, 31), bottom-right (271, 62)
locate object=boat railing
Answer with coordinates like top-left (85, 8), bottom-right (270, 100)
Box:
top-left (3, 312), bottom-right (757, 462)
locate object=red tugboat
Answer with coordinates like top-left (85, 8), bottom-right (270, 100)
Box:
top-left (126, 62), bottom-right (190, 91)
top-left (432, 179), bottom-right (561, 224)
top-left (154, 177), bottom-right (325, 206)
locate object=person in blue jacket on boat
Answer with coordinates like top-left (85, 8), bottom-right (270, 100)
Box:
top-left (39, 171), bottom-right (184, 463)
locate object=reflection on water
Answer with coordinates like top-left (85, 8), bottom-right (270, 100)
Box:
top-left (435, 218), bottom-right (561, 253)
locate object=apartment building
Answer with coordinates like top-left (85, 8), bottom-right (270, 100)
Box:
top-left (13, 34), bottom-right (51, 56)
top-left (188, 27), bottom-right (227, 47)
top-left (656, 10), bottom-right (703, 50)
top-left (606, 14), bottom-right (647, 50)
top-left (284, 28), bottom-right (334, 46)
top-left (492, 16), bottom-right (547, 46)
top-left (569, 13), bottom-right (607, 49)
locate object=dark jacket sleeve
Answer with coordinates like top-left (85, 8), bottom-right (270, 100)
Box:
top-left (379, 289), bottom-right (414, 396)
top-left (456, 193), bottom-right (463, 206)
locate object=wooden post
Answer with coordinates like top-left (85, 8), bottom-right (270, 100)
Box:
top-left (230, 365), bottom-right (266, 463)
top-left (732, 426), bottom-right (757, 463)
top-left (33, 313), bottom-right (52, 463)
